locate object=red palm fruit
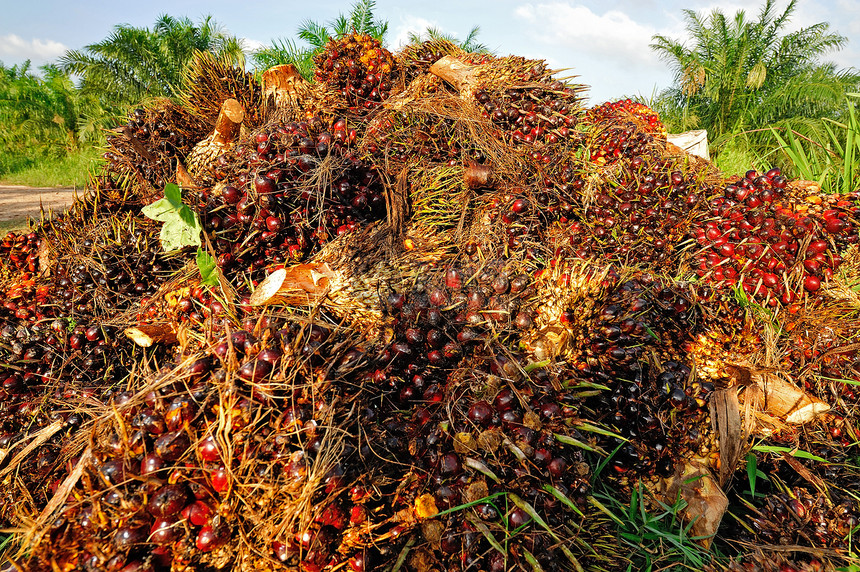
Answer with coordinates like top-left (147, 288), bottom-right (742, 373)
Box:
top-left (181, 500), bottom-right (214, 526)
top-left (147, 484), bottom-right (189, 517)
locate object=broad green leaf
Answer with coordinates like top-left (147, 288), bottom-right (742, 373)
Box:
top-left (164, 182), bottom-right (183, 208)
top-left (196, 247), bottom-right (219, 286)
top-left (178, 205), bottom-right (201, 231)
top-left (141, 197), bottom-right (178, 222)
top-left (160, 217), bottom-right (201, 251)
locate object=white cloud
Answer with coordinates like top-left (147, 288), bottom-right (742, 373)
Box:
top-left (242, 38), bottom-right (265, 53)
top-left (0, 34), bottom-right (67, 63)
top-left (514, 3), bottom-right (666, 69)
top-left (391, 15), bottom-right (436, 48)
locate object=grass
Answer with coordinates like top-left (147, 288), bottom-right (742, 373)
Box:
top-left (712, 141), bottom-right (762, 178)
top-left (591, 481), bottom-right (716, 571)
top-left (0, 147), bottom-right (103, 188)
top-left (0, 219), bottom-right (34, 235)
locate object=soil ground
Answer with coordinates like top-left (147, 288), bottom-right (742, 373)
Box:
top-left (0, 185), bottom-right (78, 233)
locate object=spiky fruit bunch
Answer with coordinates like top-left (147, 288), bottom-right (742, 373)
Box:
top-left (0, 231), bottom-right (40, 275)
top-left (104, 103), bottom-right (208, 199)
top-left (690, 171), bottom-right (860, 308)
top-left (26, 321), bottom-right (377, 572)
top-left (330, 265), bottom-right (618, 572)
top-left (584, 100), bottom-right (666, 166)
top-left (314, 33), bottom-right (398, 110)
top-left (553, 157), bottom-right (706, 266)
top-left (738, 487), bottom-right (860, 549)
top-left (569, 275), bottom-right (719, 480)
top-left (474, 82), bottom-right (583, 154)
top-left (721, 551), bottom-right (827, 572)
top-left (398, 38), bottom-right (462, 82)
top-left (191, 117), bottom-right (387, 279)
top-left (587, 99), bottom-right (665, 136)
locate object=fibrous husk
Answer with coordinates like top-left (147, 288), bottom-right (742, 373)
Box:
top-left (734, 367), bottom-right (831, 426)
top-left (657, 459), bottom-right (728, 549)
top-left (180, 51), bottom-right (264, 130)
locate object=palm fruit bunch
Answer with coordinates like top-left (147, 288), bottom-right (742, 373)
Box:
top-left (474, 80), bottom-right (582, 154)
top-left (733, 486), bottom-right (860, 549)
top-left (719, 551), bottom-right (827, 572)
top-left (103, 101), bottom-right (208, 201)
top-left (398, 38), bottom-right (464, 82)
top-left (587, 99), bottom-right (665, 136)
top-left (0, 230), bottom-right (40, 275)
top-left (4, 31), bottom-right (860, 572)
top-left (191, 117), bottom-right (387, 280)
top-left (584, 99), bottom-right (666, 166)
top-left (561, 273), bottom-right (727, 482)
top-left (689, 169), bottom-right (860, 308)
top-left (550, 157), bottom-right (708, 266)
top-left (314, 33), bottom-right (398, 110)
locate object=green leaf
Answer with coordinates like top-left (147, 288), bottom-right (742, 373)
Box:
top-left (141, 197), bottom-right (178, 222)
top-left (141, 185), bottom-right (204, 252)
top-left (160, 217), bottom-right (201, 251)
top-left (164, 182), bottom-right (183, 208)
top-left (196, 247), bottom-right (219, 286)
top-left (746, 452), bottom-right (757, 497)
top-left (587, 495), bottom-right (625, 527)
top-left (752, 444), bottom-right (827, 463)
top-left (178, 204), bottom-right (200, 230)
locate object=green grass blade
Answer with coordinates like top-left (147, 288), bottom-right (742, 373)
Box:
top-left (509, 494), bottom-right (585, 572)
top-left (521, 548), bottom-right (547, 572)
top-left (554, 433), bottom-right (604, 454)
top-left (752, 444), bottom-right (826, 462)
top-left (542, 484), bottom-right (585, 517)
top-left (588, 495), bottom-right (625, 527)
top-left (843, 99), bottom-right (857, 193)
top-left (746, 452), bottom-right (757, 498)
top-left (574, 421), bottom-right (629, 442)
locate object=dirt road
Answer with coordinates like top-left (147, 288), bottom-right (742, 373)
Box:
top-left (0, 185), bottom-right (79, 222)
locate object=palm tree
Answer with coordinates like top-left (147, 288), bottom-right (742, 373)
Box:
top-left (0, 60), bottom-right (108, 176)
top-left (650, 0), bottom-right (860, 152)
top-left (406, 26), bottom-right (489, 53)
top-left (59, 15), bottom-right (245, 107)
top-left (252, 0), bottom-right (388, 80)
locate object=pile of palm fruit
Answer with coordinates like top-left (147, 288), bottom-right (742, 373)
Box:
top-left (1, 35), bottom-right (859, 572)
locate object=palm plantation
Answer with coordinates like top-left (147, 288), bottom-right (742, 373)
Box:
top-left (59, 15), bottom-right (245, 107)
top-left (1, 0), bottom-right (859, 186)
top-left (0, 60), bottom-right (101, 178)
top-left (0, 15), bottom-right (243, 181)
top-left (650, 0), bottom-right (860, 162)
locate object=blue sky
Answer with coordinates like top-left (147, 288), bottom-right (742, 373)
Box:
top-left (2, 0), bottom-right (858, 104)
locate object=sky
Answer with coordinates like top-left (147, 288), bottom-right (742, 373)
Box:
top-left (2, 0), bottom-right (859, 104)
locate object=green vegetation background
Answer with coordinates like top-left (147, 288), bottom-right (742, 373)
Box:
top-left (1, 0), bottom-right (858, 189)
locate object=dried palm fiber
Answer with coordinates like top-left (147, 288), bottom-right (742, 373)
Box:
top-left (179, 50), bottom-right (264, 132)
top-left (185, 98), bottom-right (245, 186)
top-left (359, 74), bottom-right (531, 181)
top-left (397, 37), bottom-right (468, 80)
top-left (260, 64), bottom-right (316, 123)
top-left (103, 98), bottom-right (208, 202)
